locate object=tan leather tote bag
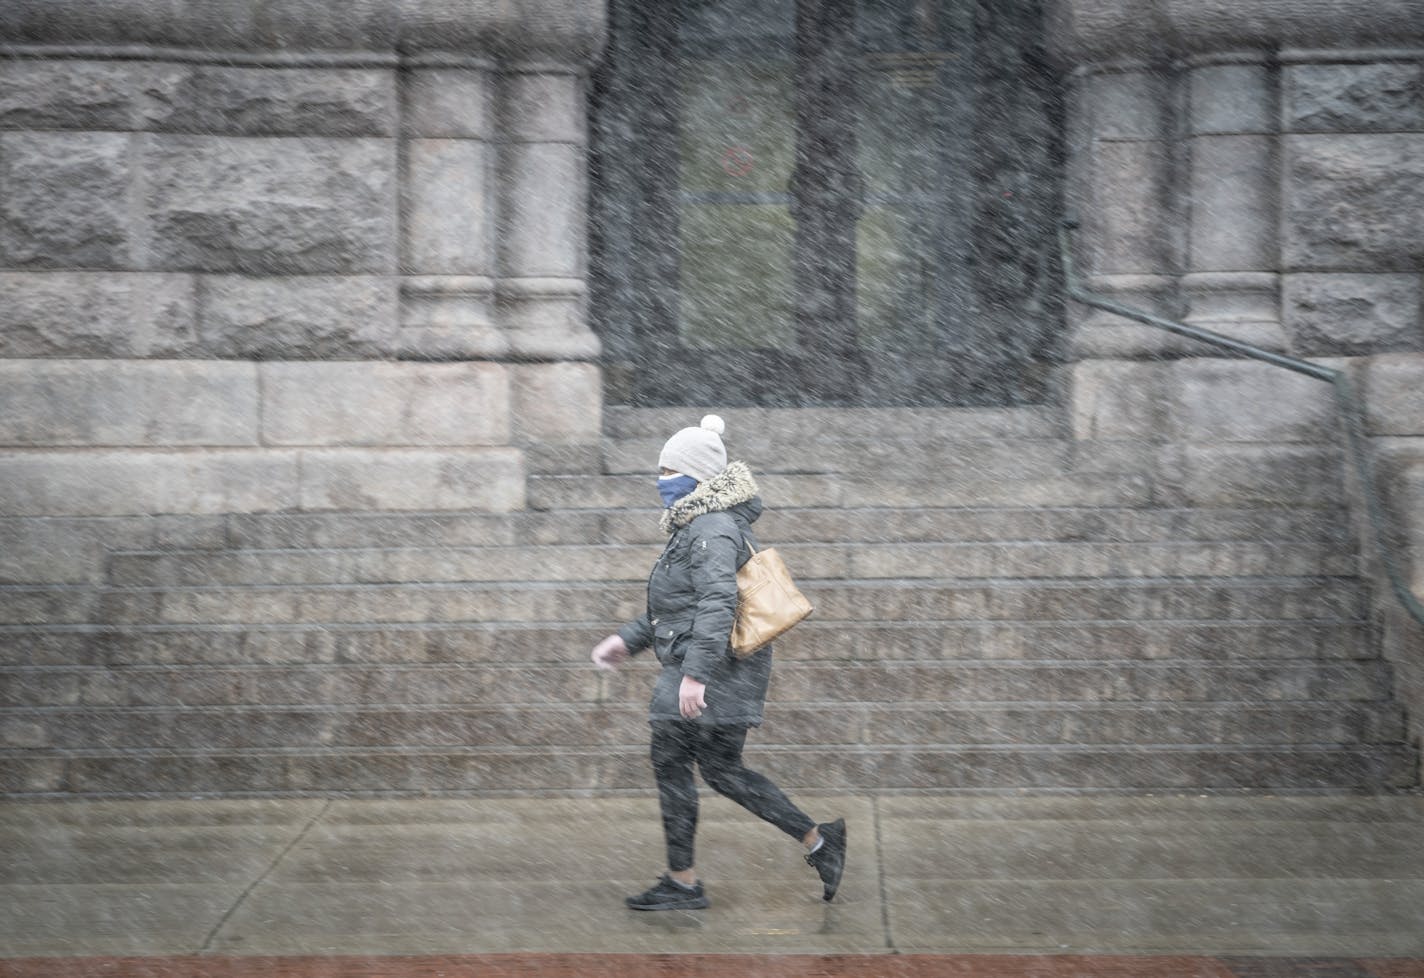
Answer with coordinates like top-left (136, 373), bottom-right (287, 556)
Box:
top-left (730, 540), bottom-right (813, 657)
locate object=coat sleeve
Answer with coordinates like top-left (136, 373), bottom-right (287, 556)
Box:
top-left (680, 516), bottom-right (742, 683)
top-left (618, 613), bottom-right (654, 655)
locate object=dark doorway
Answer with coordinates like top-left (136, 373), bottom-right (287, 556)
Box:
top-left (589, 0), bottom-right (1064, 407)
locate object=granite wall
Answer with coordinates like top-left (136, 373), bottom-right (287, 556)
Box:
top-left (1054, 0), bottom-right (1424, 748)
top-left (0, 1), bottom-right (607, 569)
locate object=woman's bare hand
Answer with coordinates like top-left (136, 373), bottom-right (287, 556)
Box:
top-left (590, 634), bottom-right (629, 670)
top-left (678, 676), bottom-right (707, 718)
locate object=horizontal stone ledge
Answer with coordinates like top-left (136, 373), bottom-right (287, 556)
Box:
top-left (0, 0), bottom-right (607, 65)
top-left (0, 448), bottom-right (524, 516)
top-left (1280, 47), bottom-right (1424, 64)
top-left (495, 277), bottom-right (587, 299)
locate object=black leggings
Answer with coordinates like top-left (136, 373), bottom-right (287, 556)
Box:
top-left (650, 720), bottom-right (817, 872)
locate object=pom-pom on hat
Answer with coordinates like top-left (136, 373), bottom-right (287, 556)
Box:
top-left (658, 414), bottom-right (727, 482)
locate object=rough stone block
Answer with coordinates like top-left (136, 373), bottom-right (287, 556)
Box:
top-left (0, 59), bottom-right (139, 130)
top-left (512, 362), bottom-right (603, 445)
top-left (0, 272), bottom-right (196, 357)
top-left (402, 69), bottom-right (492, 139)
top-left (0, 132), bottom-right (134, 268)
top-left (1069, 359), bottom-right (1168, 440)
top-left (0, 360), bottom-right (259, 447)
top-left (1284, 274), bottom-right (1422, 356)
top-left (404, 140), bottom-right (494, 273)
top-left (1361, 354), bottom-right (1424, 436)
top-left (1167, 444), bottom-right (1345, 507)
top-left (198, 275), bottom-right (396, 357)
top-left (145, 135), bottom-right (396, 274)
top-left (146, 66), bottom-right (396, 136)
top-left (1284, 134), bottom-right (1424, 271)
top-left (297, 448), bottom-right (524, 512)
top-left (1170, 359), bottom-right (1335, 442)
top-left (0, 450), bottom-right (300, 516)
top-left (261, 361), bottom-right (511, 446)
top-left (1285, 62), bottom-right (1424, 133)
top-left (1190, 63), bottom-right (1273, 135)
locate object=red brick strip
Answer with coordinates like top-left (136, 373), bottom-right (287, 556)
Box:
top-left (0, 956), bottom-right (1421, 978)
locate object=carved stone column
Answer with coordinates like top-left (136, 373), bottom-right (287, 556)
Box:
top-left (1065, 61), bottom-right (1179, 358)
top-left (399, 62), bottom-right (505, 357)
top-left (498, 65), bottom-right (600, 360)
top-left (1181, 53), bottom-right (1287, 351)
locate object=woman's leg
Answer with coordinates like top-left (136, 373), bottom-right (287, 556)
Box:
top-left (694, 724), bottom-right (817, 842)
top-left (650, 720), bottom-right (700, 875)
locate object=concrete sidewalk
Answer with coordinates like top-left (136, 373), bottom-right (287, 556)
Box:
top-left (2, 794), bottom-right (1423, 959)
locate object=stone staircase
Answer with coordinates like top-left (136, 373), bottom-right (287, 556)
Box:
top-left (0, 406), bottom-right (1416, 795)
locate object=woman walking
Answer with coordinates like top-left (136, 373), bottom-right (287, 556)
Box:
top-left (590, 415), bottom-right (846, 911)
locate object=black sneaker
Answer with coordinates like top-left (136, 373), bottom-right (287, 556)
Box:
top-left (625, 873), bottom-right (709, 911)
top-left (805, 818), bottom-right (847, 901)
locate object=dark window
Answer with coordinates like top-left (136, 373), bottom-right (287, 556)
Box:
top-left (590, 0), bottom-right (1064, 406)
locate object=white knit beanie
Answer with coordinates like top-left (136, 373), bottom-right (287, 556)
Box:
top-left (658, 415), bottom-right (727, 482)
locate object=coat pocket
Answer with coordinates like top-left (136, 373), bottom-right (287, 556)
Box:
top-left (652, 622), bottom-right (691, 667)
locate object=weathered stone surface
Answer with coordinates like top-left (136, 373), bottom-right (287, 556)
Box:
top-left (1190, 63), bottom-right (1272, 135)
top-left (0, 0), bottom-right (609, 65)
top-left (1070, 360), bottom-right (1168, 441)
top-left (0, 360), bottom-right (259, 447)
top-left (1188, 135), bottom-right (1275, 271)
top-left (145, 135), bottom-right (396, 274)
top-left (404, 140), bottom-right (494, 274)
top-left (1081, 69), bottom-right (1168, 140)
top-left (0, 516), bottom-right (150, 585)
top-left (1284, 274), bottom-right (1422, 356)
top-left (0, 450), bottom-right (300, 517)
top-left (0, 272), bottom-right (196, 357)
top-left (1085, 140), bottom-right (1171, 275)
top-left (1170, 360), bottom-right (1335, 443)
top-left (402, 69), bottom-right (492, 139)
top-left (144, 66), bottom-right (396, 136)
top-left (0, 132), bottom-right (133, 268)
top-left (1402, 461), bottom-right (1424, 593)
top-left (198, 275), bottom-right (396, 357)
top-left (261, 362), bottom-right (511, 447)
top-left (1361, 354), bottom-right (1424, 436)
top-left (1284, 134), bottom-right (1424, 271)
top-left (1164, 444), bottom-right (1345, 507)
top-left (504, 71), bottom-right (585, 144)
top-left (511, 362), bottom-right (602, 445)
top-left (297, 448), bottom-right (524, 512)
top-left (498, 143), bottom-right (583, 278)
top-left (1285, 62), bottom-right (1424, 134)
top-left (0, 60), bottom-right (138, 130)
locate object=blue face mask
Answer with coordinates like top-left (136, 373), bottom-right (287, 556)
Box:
top-left (658, 473), bottom-right (699, 508)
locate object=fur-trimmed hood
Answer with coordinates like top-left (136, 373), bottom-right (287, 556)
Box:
top-left (660, 460), bottom-right (760, 534)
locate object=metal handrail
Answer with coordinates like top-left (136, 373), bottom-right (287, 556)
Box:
top-left (1058, 217), bottom-right (1424, 629)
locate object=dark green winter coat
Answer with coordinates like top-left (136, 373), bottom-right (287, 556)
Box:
top-left (617, 461), bottom-right (773, 726)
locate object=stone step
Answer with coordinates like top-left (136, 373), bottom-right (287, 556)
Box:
top-left (603, 405), bottom-right (1065, 440)
top-left (106, 540), bottom-right (1358, 588)
top-left (3, 701), bottom-right (1403, 750)
top-left (1, 660), bottom-right (1391, 708)
top-left (6, 743), bottom-right (1413, 795)
top-left (84, 578), bottom-right (1369, 626)
top-left (600, 436), bottom-right (1151, 478)
top-left (0, 620), bottom-right (1373, 667)
top-left (221, 506), bottom-right (1354, 550)
top-left (527, 472), bottom-right (1154, 510)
